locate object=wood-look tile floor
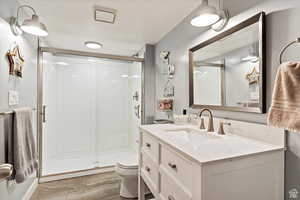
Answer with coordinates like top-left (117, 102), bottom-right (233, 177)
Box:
top-left (30, 172), bottom-right (145, 200)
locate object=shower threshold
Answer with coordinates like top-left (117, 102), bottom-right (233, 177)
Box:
top-left (39, 165), bottom-right (115, 183)
top-left (40, 148), bottom-right (136, 182)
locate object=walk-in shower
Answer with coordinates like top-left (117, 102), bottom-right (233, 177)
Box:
top-left (37, 48), bottom-right (144, 179)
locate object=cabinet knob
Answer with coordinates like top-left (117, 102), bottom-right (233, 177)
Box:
top-left (168, 195), bottom-right (175, 200)
top-left (146, 143), bottom-right (151, 148)
top-left (168, 162), bottom-right (177, 170)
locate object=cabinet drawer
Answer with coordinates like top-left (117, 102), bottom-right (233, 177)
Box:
top-left (141, 152), bottom-right (159, 191)
top-left (142, 132), bottom-right (159, 162)
top-left (160, 145), bottom-right (193, 190)
top-left (160, 171), bottom-right (192, 200)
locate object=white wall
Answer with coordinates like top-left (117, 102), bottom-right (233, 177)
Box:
top-left (0, 0), bottom-right (38, 198)
top-left (128, 62), bottom-right (142, 152)
top-left (95, 60), bottom-right (130, 152)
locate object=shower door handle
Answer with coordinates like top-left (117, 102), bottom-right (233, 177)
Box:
top-left (42, 105), bottom-right (47, 123)
top-left (134, 105), bottom-right (140, 119)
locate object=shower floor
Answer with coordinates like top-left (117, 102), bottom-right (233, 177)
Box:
top-left (42, 147), bottom-right (136, 176)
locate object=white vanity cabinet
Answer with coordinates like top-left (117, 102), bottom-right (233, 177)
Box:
top-left (138, 125), bottom-right (284, 200)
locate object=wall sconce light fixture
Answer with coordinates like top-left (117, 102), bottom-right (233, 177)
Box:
top-left (10, 5), bottom-right (48, 37)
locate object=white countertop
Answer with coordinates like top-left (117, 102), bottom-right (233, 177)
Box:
top-left (140, 124), bottom-right (284, 164)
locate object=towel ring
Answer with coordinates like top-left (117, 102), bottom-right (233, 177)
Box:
top-left (279, 37), bottom-right (300, 64)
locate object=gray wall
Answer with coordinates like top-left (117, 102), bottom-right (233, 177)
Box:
top-left (143, 44), bottom-right (156, 124)
top-left (155, 0), bottom-right (300, 198)
top-left (0, 0), bottom-right (38, 199)
top-left (155, 0), bottom-right (300, 121)
top-left (268, 9), bottom-right (300, 198)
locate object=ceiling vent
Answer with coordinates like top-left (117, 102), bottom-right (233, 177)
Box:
top-left (94, 6), bottom-right (117, 24)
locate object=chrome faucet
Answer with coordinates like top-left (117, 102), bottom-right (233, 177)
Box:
top-left (198, 108), bottom-right (214, 132)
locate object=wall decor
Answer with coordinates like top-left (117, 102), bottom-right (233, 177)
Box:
top-left (159, 50), bottom-right (175, 113)
top-left (158, 98), bottom-right (173, 111)
top-left (160, 50), bottom-right (175, 79)
top-left (246, 67), bottom-right (260, 84)
top-left (6, 45), bottom-right (25, 78)
top-left (160, 50), bottom-right (175, 99)
top-left (163, 79), bottom-right (174, 97)
top-left (160, 51), bottom-right (170, 63)
top-left (167, 63), bottom-right (175, 78)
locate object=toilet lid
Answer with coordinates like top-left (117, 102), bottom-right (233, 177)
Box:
top-left (117, 156), bottom-right (138, 169)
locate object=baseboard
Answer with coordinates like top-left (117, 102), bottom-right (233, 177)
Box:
top-left (22, 178), bottom-right (38, 200)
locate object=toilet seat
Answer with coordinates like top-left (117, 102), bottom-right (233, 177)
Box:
top-left (116, 155), bottom-right (138, 169)
top-left (117, 163), bottom-right (138, 169)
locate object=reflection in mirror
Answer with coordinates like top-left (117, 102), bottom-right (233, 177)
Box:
top-left (193, 62), bottom-right (224, 105)
top-left (189, 12), bottom-right (265, 113)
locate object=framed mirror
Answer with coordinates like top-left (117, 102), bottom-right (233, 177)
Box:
top-left (189, 12), bottom-right (266, 113)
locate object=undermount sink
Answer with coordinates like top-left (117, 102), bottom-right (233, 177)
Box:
top-left (164, 128), bottom-right (221, 139)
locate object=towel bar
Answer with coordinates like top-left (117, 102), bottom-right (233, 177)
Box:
top-left (0, 108), bottom-right (37, 116)
top-left (0, 164), bottom-right (13, 182)
top-left (279, 37), bottom-right (300, 64)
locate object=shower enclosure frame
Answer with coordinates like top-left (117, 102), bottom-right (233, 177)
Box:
top-left (37, 46), bottom-right (145, 181)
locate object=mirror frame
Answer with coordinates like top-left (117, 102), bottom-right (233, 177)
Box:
top-left (189, 12), bottom-right (266, 113)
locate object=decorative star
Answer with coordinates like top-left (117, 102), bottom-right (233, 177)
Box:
top-left (246, 67), bottom-right (259, 84)
top-left (6, 45), bottom-right (25, 78)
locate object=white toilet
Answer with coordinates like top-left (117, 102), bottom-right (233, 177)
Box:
top-left (115, 157), bottom-right (139, 198)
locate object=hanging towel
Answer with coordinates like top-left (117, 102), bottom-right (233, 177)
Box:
top-left (268, 62), bottom-right (300, 132)
top-left (8, 108), bottom-right (38, 183)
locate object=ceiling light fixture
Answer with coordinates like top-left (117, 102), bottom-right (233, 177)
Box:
top-left (191, 0), bottom-right (229, 31)
top-left (84, 41), bottom-right (103, 49)
top-left (10, 5), bottom-right (48, 37)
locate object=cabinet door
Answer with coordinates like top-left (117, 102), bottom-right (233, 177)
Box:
top-left (160, 171), bottom-right (192, 200)
top-left (160, 145), bottom-right (193, 190)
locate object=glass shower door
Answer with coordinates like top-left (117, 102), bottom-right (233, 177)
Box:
top-left (42, 53), bottom-right (97, 176)
top-left (41, 52), bottom-right (142, 177)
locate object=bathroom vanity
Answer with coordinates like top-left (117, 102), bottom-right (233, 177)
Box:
top-left (138, 122), bottom-right (284, 200)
